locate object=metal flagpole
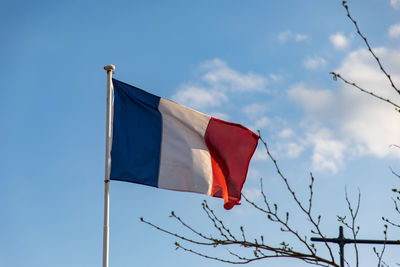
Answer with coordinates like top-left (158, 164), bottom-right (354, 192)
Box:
top-left (103, 64), bottom-right (115, 267)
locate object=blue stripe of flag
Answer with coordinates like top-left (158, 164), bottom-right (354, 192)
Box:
top-left (110, 79), bottom-right (162, 187)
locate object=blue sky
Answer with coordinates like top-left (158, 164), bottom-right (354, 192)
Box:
top-left (2, 0), bottom-right (400, 266)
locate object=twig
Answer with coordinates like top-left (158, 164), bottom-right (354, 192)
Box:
top-left (341, 1), bottom-right (400, 95)
top-left (140, 217), bottom-right (214, 245)
top-left (337, 188), bottom-right (361, 267)
top-left (373, 225), bottom-right (388, 267)
top-left (257, 130), bottom-right (336, 263)
top-left (330, 72), bottom-right (400, 110)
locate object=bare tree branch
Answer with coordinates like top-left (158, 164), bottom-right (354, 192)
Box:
top-left (141, 129), bottom-right (343, 266)
top-left (383, 168), bottom-right (400, 229)
top-left (373, 225), bottom-right (388, 267)
top-left (341, 1), bottom-right (400, 95)
top-left (257, 130), bottom-right (336, 263)
top-left (330, 72), bottom-right (400, 110)
top-left (139, 2), bottom-right (400, 266)
top-left (337, 188), bottom-right (361, 267)
top-left (141, 205), bottom-right (341, 267)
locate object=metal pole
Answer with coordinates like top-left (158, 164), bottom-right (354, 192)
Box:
top-left (311, 226), bottom-right (400, 267)
top-left (338, 226), bottom-right (344, 267)
top-left (103, 64), bottom-right (115, 267)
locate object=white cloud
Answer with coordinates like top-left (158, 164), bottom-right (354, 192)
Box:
top-left (336, 48), bottom-right (400, 157)
top-left (280, 141), bottom-right (305, 159)
top-left (172, 58), bottom-right (268, 110)
top-left (330, 32), bottom-right (350, 50)
top-left (173, 59), bottom-right (269, 110)
top-left (247, 168), bottom-right (261, 180)
top-left (390, 0), bottom-right (400, 9)
top-left (172, 86), bottom-right (226, 110)
top-left (289, 47), bottom-right (400, 173)
top-left (389, 23), bottom-right (400, 38)
top-left (200, 59), bottom-right (268, 92)
top-left (278, 128), bottom-right (294, 138)
top-left (278, 30), bottom-right (292, 43)
top-left (303, 56), bottom-right (327, 70)
top-left (242, 103), bottom-right (270, 131)
top-left (295, 34), bottom-right (308, 42)
top-left (269, 73), bottom-right (282, 83)
top-left (288, 83), bottom-right (335, 117)
top-left (242, 188), bottom-right (261, 201)
top-left (278, 30), bottom-right (308, 43)
top-left (286, 142), bottom-right (304, 158)
top-left (246, 116), bottom-right (270, 132)
top-left (242, 103), bottom-right (268, 119)
top-left (306, 129), bottom-right (346, 173)
top-left (252, 116), bottom-right (270, 130)
top-left (253, 149), bottom-right (268, 161)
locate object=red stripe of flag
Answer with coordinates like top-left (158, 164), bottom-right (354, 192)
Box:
top-left (205, 118), bottom-right (259, 210)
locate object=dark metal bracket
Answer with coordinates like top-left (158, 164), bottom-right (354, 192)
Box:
top-left (311, 226), bottom-right (400, 267)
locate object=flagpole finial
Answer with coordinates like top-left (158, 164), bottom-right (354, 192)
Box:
top-left (104, 65), bottom-right (116, 72)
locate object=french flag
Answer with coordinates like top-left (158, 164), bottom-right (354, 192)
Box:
top-left (110, 79), bottom-right (259, 209)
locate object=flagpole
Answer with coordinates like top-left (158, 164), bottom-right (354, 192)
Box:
top-left (103, 64), bottom-right (115, 267)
